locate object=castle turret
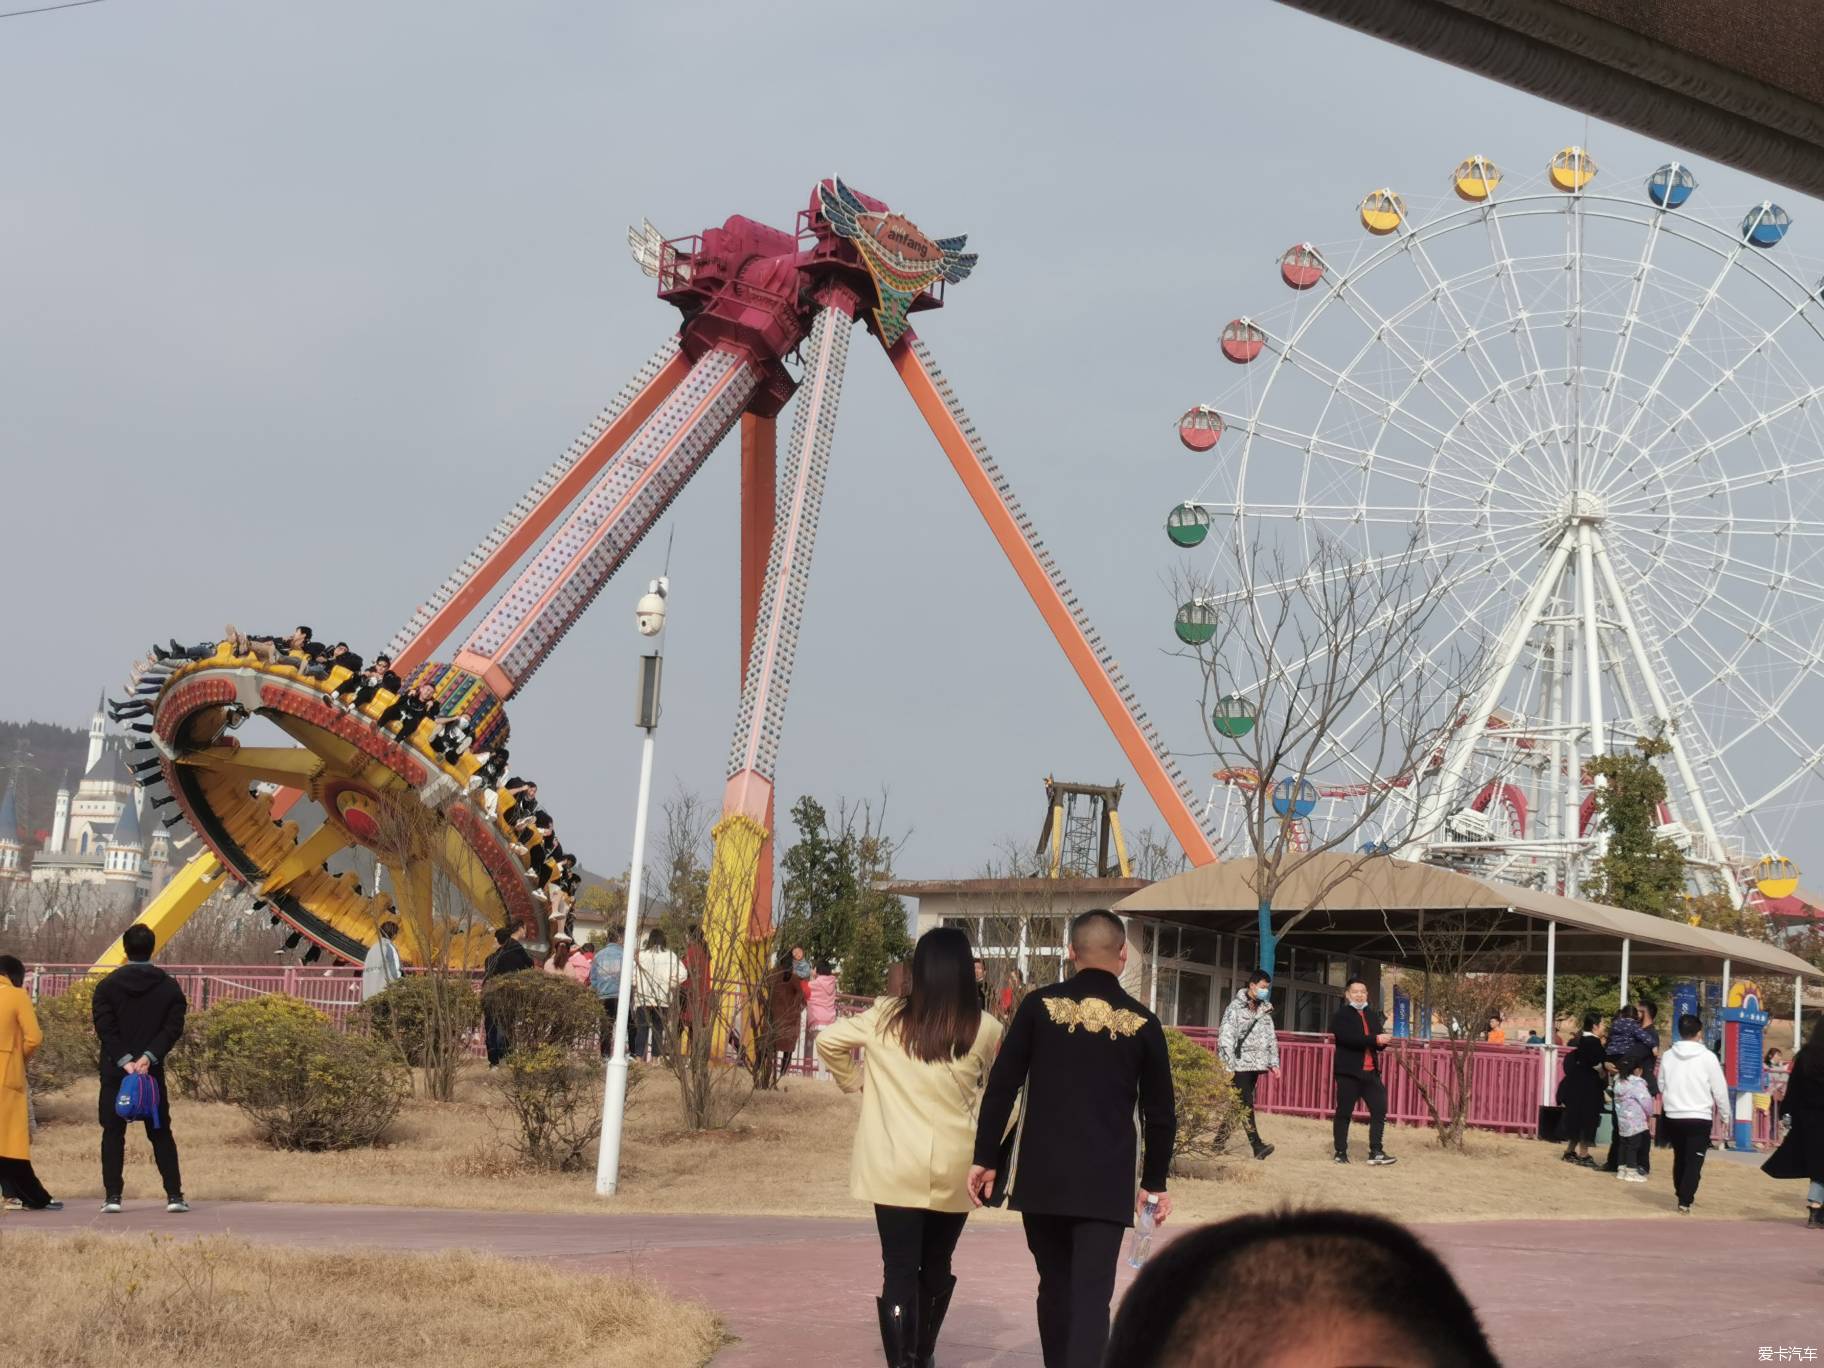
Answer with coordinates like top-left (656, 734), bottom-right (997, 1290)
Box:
top-left (104, 790), bottom-right (144, 884)
top-left (49, 774), bottom-right (70, 854)
top-left (86, 692), bottom-right (107, 774)
top-left (0, 777), bottom-right (27, 882)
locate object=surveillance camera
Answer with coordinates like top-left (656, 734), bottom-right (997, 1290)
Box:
top-left (635, 585), bottom-right (667, 637)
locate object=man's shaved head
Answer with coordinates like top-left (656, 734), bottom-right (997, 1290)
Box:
top-left (1105, 1209), bottom-right (1498, 1368)
top-left (1068, 909), bottom-right (1126, 967)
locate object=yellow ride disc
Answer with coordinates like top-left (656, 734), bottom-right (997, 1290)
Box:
top-left (145, 646), bottom-right (546, 966)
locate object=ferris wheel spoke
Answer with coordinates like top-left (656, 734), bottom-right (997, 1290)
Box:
top-left (1229, 415), bottom-right (1504, 503)
top-left (1608, 451), bottom-right (1824, 512)
top-left (1585, 210), bottom-right (1667, 451)
top-left (1596, 242), bottom-right (1748, 480)
top-left (1387, 229), bottom-right (1535, 451)
top-left (1260, 334), bottom-right (1507, 483)
top-left (1483, 202), bottom-right (1577, 475)
top-left (1326, 284), bottom-right (1545, 482)
top-left (1192, 524), bottom-right (1536, 607)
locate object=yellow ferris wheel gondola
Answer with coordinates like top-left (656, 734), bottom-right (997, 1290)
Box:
top-left (1452, 155), bottom-right (1502, 202)
top-left (1754, 854), bottom-right (1800, 900)
top-left (1549, 146), bottom-right (1598, 192)
top-left (1359, 189), bottom-right (1406, 235)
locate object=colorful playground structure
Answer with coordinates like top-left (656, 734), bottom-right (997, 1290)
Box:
top-left (114, 179), bottom-right (1224, 984)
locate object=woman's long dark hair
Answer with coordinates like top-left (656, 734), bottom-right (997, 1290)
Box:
top-left (890, 926), bottom-right (982, 1064)
top-left (1796, 1016), bottom-right (1824, 1081)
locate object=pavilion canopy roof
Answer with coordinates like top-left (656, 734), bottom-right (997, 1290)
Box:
top-left (1274, 0), bottom-right (1824, 199)
top-left (1115, 853), bottom-right (1820, 982)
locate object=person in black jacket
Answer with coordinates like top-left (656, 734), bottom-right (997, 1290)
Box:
top-left (1330, 976), bottom-right (1395, 1165)
top-left (969, 910), bottom-right (1176, 1368)
top-left (342, 654), bottom-right (401, 709)
top-left (481, 924), bottom-right (536, 1066)
top-left (92, 924), bottom-right (188, 1213)
top-left (1762, 1016), bottom-right (1824, 1227)
top-left (1557, 1010), bottom-right (1607, 1166)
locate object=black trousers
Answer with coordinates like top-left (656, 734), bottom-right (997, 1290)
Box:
top-left (874, 1204), bottom-right (968, 1317)
top-left (0, 1156), bottom-right (55, 1207)
top-left (1333, 1072), bottom-right (1387, 1155)
top-left (598, 997), bottom-right (620, 1058)
top-left (1021, 1212), bottom-right (1126, 1368)
top-left (1663, 1116), bottom-right (1712, 1206)
top-left (1235, 1070), bottom-right (1266, 1149)
top-left (99, 1073), bottom-right (183, 1199)
top-left (1615, 1130), bottom-right (1649, 1171)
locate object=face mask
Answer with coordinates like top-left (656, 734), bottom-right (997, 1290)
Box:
top-left (1254, 985), bottom-right (1271, 1002)
top-left (1349, 996), bottom-right (1367, 1009)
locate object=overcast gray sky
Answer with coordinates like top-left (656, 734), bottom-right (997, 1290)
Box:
top-left (6, 0), bottom-right (1821, 883)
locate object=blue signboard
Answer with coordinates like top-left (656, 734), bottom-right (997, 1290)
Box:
top-left (1671, 982), bottom-right (1699, 1029)
top-left (1724, 993), bottom-right (1770, 1092)
top-left (1392, 987), bottom-right (1411, 1038)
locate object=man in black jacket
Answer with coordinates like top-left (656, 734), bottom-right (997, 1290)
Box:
top-left (92, 923), bottom-right (188, 1213)
top-left (1330, 976), bottom-right (1396, 1166)
top-left (969, 910), bottom-right (1176, 1368)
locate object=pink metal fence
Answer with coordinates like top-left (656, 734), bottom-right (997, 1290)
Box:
top-left (1176, 1027), bottom-right (1560, 1137)
top-left (23, 969), bottom-right (1789, 1145)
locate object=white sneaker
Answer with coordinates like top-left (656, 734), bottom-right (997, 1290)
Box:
top-left (1625, 1170), bottom-right (1649, 1183)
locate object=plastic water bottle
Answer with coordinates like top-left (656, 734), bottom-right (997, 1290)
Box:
top-left (1128, 1197), bottom-right (1159, 1269)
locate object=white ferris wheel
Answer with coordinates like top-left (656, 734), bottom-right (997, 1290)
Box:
top-left (1172, 148), bottom-right (1824, 902)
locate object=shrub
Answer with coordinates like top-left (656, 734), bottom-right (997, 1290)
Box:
top-left (1165, 1029), bottom-right (1246, 1165)
top-left (168, 995), bottom-right (330, 1103)
top-left (216, 1007), bottom-right (409, 1151)
top-left (28, 979), bottom-right (100, 1094)
top-left (480, 971), bottom-right (601, 1057)
top-left (355, 975), bottom-right (482, 1102)
top-left (492, 1043), bottom-right (609, 1171)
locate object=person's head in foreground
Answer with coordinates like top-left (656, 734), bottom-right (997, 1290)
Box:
top-left (1104, 1208), bottom-right (1500, 1368)
top-left (122, 923), bottom-right (156, 962)
top-left (1066, 908), bottom-right (1127, 972)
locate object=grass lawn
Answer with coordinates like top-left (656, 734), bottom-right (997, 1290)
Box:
top-left (0, 1229), bottom-right (725, 1368)
top-left (23, 1067), bottom-right (1799, 1224)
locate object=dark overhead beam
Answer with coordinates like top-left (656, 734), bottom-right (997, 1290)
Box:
top-left (1274, 0), bottom-right (1824, 199)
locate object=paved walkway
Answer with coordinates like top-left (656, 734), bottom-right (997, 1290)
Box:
top-left (24, 1202), bottom-right (1824, 1364)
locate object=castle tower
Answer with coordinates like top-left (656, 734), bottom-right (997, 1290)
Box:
top-left (49, 774), bottom-right (70, 854)
top-left (86, 693), bottom-right (107, 774)
top-left (0, 777), bottom-right (27, 883)
top-left (104, 789), bottom-right (145, 886)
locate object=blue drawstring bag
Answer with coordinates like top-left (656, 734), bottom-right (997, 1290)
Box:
top-left (115, 1073), bottom-right (162, 1129)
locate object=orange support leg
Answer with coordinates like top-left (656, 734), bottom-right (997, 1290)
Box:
top-left (889, 331), bottom-right (1219, 866)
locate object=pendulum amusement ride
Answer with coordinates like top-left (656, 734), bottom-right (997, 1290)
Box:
top-left (1172, 147), bottom-right (1824, 908)
top-left (113, 179), bottom-right (1224, 984)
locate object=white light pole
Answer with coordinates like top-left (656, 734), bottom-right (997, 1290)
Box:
top-left (596, 576), bottom-right (668, 1197)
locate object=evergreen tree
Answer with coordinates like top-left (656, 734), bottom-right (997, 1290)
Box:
top-left (777, 794), bottom-right (913, 995)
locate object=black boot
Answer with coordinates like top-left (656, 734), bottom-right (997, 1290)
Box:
top-left (916, 1274), bottom-right (956, 1368)
top-left (876, 1297), bottom-right (917, 1368)
top-left (1807, 1203), bottom-right (1823, 1229)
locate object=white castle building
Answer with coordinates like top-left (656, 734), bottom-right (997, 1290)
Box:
top-left (0, 696), bottom-right (174, 914)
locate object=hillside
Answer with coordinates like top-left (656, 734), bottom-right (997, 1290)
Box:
top-left (0, 719), bottom-right (92, 841)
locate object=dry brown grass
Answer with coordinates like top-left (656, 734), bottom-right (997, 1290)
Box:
top-left (0, 1229), bottom-right (724, 1368)
top-left (24, 1068), bottom-right (1797, 1223)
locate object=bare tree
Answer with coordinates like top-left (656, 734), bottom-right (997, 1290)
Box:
top-left (1175, 533), bottom-right (1496, 966)
top-left (1381, 908), bottom-right (1526, 1150)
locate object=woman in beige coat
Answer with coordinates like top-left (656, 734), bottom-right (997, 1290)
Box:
top-left (817, 927), bottom-right (1002, 1368)
top-left (0, 953), bottom-right (60, 1210)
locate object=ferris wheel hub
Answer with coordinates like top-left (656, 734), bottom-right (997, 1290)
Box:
top-left (1553, 489), bottom-right (1608, 526)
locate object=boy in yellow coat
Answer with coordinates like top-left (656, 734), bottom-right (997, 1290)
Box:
top-left (0, 953), bottom-right (61, 1210)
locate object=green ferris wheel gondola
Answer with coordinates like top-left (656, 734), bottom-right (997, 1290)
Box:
top-left (1174, 599), bottom-right (1218, 646)
top-left (1212, 693), bottom-right (1256, 738)
top-left (1166, 502), bottom-right (1211, 548)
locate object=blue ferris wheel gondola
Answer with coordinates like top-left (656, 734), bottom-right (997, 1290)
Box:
top-left (1272, 777), bottom-right (1318, 819)
top-left (1646, 163), bottom-right (1695, 209)
top-left (1741, 202), bottom-right (1792, 247)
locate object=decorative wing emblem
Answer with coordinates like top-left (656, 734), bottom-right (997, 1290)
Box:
top-left (817, 177), bottom-right (976, 346)
top-left (1042, 996), bottom-right (1146, 1039)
